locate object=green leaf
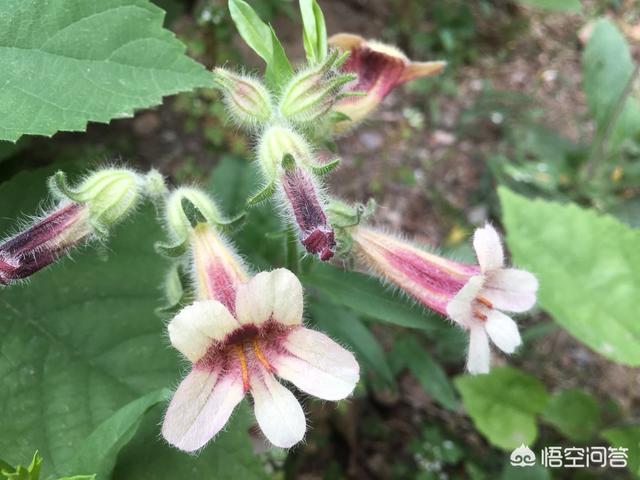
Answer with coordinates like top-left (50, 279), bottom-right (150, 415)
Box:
top-left (63, 389), bottom-right (171, 478)
top-left (455, 367), bottom-right (549, 450)
top-left (499, 187), bottom-right (640, 365)
top-left (391, 336), bottom-right (458, 411)
top-left (302, 263), bottom-right (442, 330)
top-left (310, 301), bottom-right (394, 385)
top-left (228, 0), bottom-right (293, 90)
top-left (583, 18), bottom-right (640, 147)
top-left (0, 0), bottom-right (213, 142)
top-left (0, 167), bottom-right (261, 479)
top-left (500, 463), bottom-right (550, 480)
top-left (541, 389), bottom-right (601, 441)
top-left (113, 404), bottom-right (266, 480)
top-left (516, 0), bottom-right (581, 12)
top-left (602, 425), bottom-right (640, 475)
top-left (0, 451), bottom-right (42, 480)
top-left (299, 0), bottom-right (327, 64)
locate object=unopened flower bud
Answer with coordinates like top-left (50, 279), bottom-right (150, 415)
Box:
top-left (213, 68), bottom-right (273, 128)
top-left (49, 168), bottom-right (142, 233)
top-left (1, 167), bottom-right (145, 285)
top-left (279, 50), bottom-right (355, 124)
top-left (256, 125), bottom-right (336, 261)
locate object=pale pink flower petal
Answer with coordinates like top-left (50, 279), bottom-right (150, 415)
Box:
top-left (485, 310), bottom-right (522, 354)
top-left (446, 275), bottom-right (484, 328)
top-left (235, 269), bottom-right (303, 326)
top-left (467, 326), bottom-right (490, 374)
top-left (483, 268), bottom-right (539, 312)
top-left (274, 327), bottom-right (359, 401)
top-left (168, 300), bottom-right (240, 362)
top-left (162, 368), bottom-right (245, 452)
top-left (251, 369), bottom-right (306, 448)
top-left (473, 224), bottom-right (504, 273)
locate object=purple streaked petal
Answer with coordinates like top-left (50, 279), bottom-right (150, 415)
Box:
top-left (162, 367), bottom-right (245, 452)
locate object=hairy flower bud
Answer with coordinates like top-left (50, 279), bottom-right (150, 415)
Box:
top-left (256, 125), bottom-right (336, 261)
top-left (1, 168), bottom-right (146, 285)
top-left (165, 187), bottom-right (224, 242)
top-left (328, 33), bottom-right (446, 133)
top-left (279, 50), bottom-right (355, 124)
top-left (213, 68), bottom-right (273, 128)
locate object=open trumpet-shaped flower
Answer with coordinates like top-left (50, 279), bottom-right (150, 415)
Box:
top-left (329, 33), bottom-right (446, 132)
top-left (160, 193), bottom-right (358, 451)
top-left (352, 224), bottom-right (537, 374)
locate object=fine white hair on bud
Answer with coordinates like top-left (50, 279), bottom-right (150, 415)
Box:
top-left (278, 49), bottom-right (355, 125)
top-left (48, 168), bottom-right (143, 234)
top-left (164, 187), bottom-right (224, 242)
top-left (213, 68), bottom-right (273, 129)
top-left (257, 125), bottom-right (313, 178)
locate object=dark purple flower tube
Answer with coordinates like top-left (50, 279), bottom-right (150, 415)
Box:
top-left (0, 203), bottom-right (92, 285)
top-left (280, 166), bottom-right (336, 261)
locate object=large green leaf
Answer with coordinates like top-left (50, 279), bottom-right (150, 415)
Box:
top-left (602, 425), bottom-right (640, 476)
top-left (499, 187), bottom-right (640, 365)
top-left (455, 367), bottom-right (549, 450)
top-left (113, 404), bottom-right (266, 480)
top-left (0, 0), bottom-right (212, 142)
top-left (391, 336), bottom-right (458, 411)
top-left (541, 389), bottom-right (601, 441)
top-left (583, 18), bottom-right (640, 147)
top-left (302, 263), bottom-right (442, 331)
top-left (0, 167), bottom-right (262, 479)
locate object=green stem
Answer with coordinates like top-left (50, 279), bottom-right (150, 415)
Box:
top-left (582, 63), bottom-right (640, 184)
top-left (285, 225), bottom-right (300, 274)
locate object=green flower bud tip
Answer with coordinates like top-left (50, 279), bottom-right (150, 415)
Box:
top-left (213, 68), bottom-right (273, 128)
top-left (257, 125), bottom-right (313, 178)
top-left (143, 169), bottom-right (168, 200)
top-left (49, 168), bottom-right (143, 232)
top-left (165, 187), bottom-right (223, 241)
top-left (279, 49), bottom-right (357, 124)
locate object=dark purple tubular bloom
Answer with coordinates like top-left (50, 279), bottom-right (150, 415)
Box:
top-left (0, 203), bottom-right (92, 285)
top-left (280, 166), bottom-right (336, 261)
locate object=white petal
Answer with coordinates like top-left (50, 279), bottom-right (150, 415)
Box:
top-left (274, 327), bottom-right (359, 401)
top-left (168, 301), bottom-right (240, 362)
top-left (473, 224), bottom-right (504, 273)
top-left (485, 310), bottom-right (522, 354)
top-left (162, 368), bottom-right (245, 452)
top-left (467, 326), bottom-right (490, 374)
top-left (251, 370), bottom-right (306, 448)
top-left (235, 269), bottom-right (303, 327)
top-left (483, 268), bottom-right (538, 312)
top-left (446, 276), bottom-right (484, 328)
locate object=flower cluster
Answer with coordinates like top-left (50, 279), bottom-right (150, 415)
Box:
top-left (160, 189), bottom-right (359, 451)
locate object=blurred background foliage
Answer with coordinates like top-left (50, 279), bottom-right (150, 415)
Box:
top-left (1, 0), bottom-right (640, 479)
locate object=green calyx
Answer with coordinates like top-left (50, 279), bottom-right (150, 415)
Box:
top-left (327, 198), bottom-right (377, 257)
top-left (159, 187), bottom-right (245, 258)
top-left (213, 68), bottom-right (273, 128)
top-left (48, 168), bottom-right (147, 236)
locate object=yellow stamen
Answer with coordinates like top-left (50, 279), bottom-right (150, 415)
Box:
top-left (234, 344), bottom-right (249, 390)
top-left (476, 296), bottom-right (493, 309)
top-left (253, 338), bottom-right (273, 372)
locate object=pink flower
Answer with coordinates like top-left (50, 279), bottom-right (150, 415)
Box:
top-left (328, 33), bottom-right (446, 132)
top-left (0, 203), bottom-right (91, 285)
top-left (352, 224), bottom-right (537, 374)
top-left (162, 222), bottom-right (359, 451)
